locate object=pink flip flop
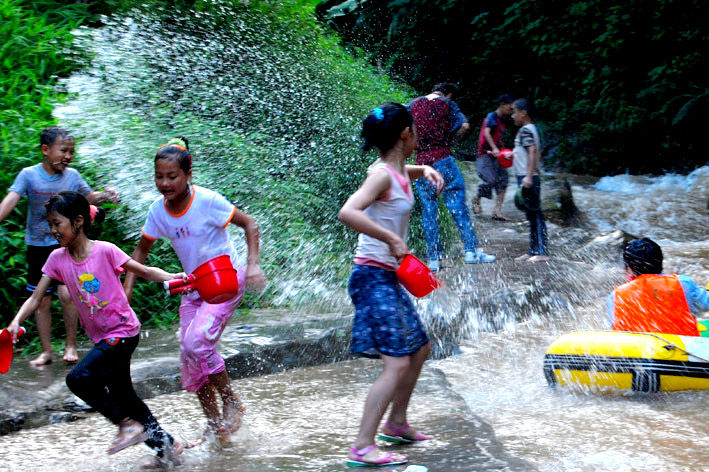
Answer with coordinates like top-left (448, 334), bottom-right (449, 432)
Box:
top-left (378, 421), bottom-right (430, 444)
top-left (346, 445), bottom-right (408, 467)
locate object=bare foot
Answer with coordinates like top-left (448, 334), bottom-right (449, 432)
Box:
top-left (200, 425), bottom-right (227, 444)
top-left (515, 254), bottom-right (532, 262)
top-left (29, 351), bottom-right (52, 366)
top-left (215, 425), bottom-right (231, 443)
top-left (142, 440), bottom-right (184, 469)
top-left (492, 213), bottom-right (512, 221)
top-left (472, 199), bottom-right (482, 216)
top-left (108, 419), bottom-right (148, 455)
top-left (63, 345), bottom-right (79, 363)
top-left (223, 401), bottom-right (246, 434)
top-left (527, 255), bottom-right (551, 263)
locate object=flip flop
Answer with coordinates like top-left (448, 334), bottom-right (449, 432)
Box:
top-left (378, 421), bottom-right (430, 444)
top-left (108, 421), bottom-right (148, 455)
top-left (346, 445), bottom-right (408, 467)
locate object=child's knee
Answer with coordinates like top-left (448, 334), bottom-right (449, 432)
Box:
top-left (385, 357), bottom-right (411, 378)
top-left (181, 334), bottom-right (211, 361)
top-left (65, 369), bottom-right (85, 394)
top-left (57, 285), bottom-right (72, 306)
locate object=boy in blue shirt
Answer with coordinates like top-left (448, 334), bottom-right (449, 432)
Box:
top-left (0, 127), bottom-right (118, 365)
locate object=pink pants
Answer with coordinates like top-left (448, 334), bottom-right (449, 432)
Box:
top-left (179, 269), bottom-right (245, 392)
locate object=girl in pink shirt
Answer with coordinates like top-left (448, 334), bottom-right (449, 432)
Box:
top-left (5, 191), bottom-right (184, 465)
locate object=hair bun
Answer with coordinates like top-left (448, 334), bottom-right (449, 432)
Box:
top-left (167, 136), bottom-right (189, 150)
top-left (89, 205), bottom-right (106, 225)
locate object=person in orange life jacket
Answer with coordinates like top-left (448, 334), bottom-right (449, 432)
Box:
top-left (607, 238), bottom-right (709, 336)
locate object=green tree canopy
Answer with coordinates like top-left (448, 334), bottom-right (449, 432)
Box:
top-left (317, 0), bottom-right (709, 175)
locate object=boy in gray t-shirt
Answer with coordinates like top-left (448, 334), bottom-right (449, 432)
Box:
top-left (0, 127), bottom-right (118, 365)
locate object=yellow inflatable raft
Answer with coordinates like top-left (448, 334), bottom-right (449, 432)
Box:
top-left (544, 330), bottom-right (709, 392)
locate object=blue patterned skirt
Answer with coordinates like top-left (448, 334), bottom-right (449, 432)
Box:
top-left (348, 264), bottom-right (429, 358)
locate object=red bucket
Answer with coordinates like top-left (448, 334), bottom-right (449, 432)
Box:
top-left (396, 254), bottom-right (440, 298)
top-left (164, 255), bottom-right (239, 304)
top-left (497, 148), bottom-right (513, 168)
top-left (0, 326), bottom-right (25, 374)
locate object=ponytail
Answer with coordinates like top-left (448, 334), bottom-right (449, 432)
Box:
top-left (360, 103), bottom-right (413, 153)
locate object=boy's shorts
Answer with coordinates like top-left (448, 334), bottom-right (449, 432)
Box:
top-left (26, 245), bottom-right (60, 294)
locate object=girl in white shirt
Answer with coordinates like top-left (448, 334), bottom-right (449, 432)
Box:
top-left (124, 137), bottom-right (266, 443)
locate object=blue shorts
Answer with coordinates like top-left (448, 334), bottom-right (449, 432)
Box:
top-left (348, 264), bottom-right (429, 358)
top-left (26, 245), bottom-right (59, 294)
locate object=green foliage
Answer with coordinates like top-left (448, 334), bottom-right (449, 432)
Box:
top-left (46, 0), bottom-right (417, 317)
top-left (318, 0), bottom-right (709, 175)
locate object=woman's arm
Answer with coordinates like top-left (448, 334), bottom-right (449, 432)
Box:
top-left (338, 169), bottom-right (408, 261)
top-left (230, 208), bottom-right (267, 291)
top-left (7, 276), bottom-right (53, 341)
top-left (123, 236), bottom-right (155, 302)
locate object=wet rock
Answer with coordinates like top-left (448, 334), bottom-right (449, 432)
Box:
top-left (573, 229), bottom-right (634, 262)
top-left (541, 175), bottom-right (584, 227)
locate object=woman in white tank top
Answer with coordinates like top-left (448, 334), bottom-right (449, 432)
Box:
top-left (338, 102), bottom-right (444, 467)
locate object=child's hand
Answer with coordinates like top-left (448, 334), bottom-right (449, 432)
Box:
top-left (173, 272), bottom-right (194, 294)
top-left (521, 175), bottom-right (533, 188)
top-left (6, 321), bottom-right (21, 343)
top-left (387, 235), bottom-right (409, 263)
top-left (245, 263), bottom-right (267, 292)
top-left (423, 166), bottom-right (445, 194)
top-left (103, 186), bottom-right (120, 204)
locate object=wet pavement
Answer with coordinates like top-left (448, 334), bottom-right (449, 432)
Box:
top-left (0, 311), bottom-right (353, 435)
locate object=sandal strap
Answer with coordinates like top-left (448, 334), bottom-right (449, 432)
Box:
top-left (350, 444), bottom-right (377, 458)
top-left (384, 420), bottom-right (411, 436)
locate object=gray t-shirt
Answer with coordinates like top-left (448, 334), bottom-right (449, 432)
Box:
top-left (513, 123), bottom-right (541, 176)
top-left (9, 164), bottom-right (91, 246)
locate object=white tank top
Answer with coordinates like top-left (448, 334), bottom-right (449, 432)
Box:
top-left (354, 163), bottom-right (414, 270)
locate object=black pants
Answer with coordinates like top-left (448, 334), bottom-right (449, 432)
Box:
top-left (66, 335), bottom-right (174, 456)
top-left (516, 175), bottom-right (549, 256)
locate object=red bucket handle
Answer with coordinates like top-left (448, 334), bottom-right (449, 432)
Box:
top-left (164, 275), bottom-right (196, 295)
